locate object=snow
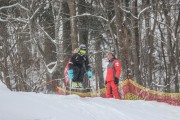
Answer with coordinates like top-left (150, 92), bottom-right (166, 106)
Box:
top-left (0, 81), bottom-right (180, 120)
top-left (0, 81), bottom-right (9, 92)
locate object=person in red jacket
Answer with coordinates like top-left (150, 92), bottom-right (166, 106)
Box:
top-left (105, 52), bottom-right (122, 99)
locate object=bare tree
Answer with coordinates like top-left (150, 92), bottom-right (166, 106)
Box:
top-left (0, 0), bottom-right (179, 93)
top-left (67, 0), bottom-right (78, 50)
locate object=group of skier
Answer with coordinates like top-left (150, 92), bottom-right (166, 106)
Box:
top-left (67, 44), bottom-right (122, 99)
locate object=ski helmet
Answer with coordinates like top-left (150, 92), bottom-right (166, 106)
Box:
top-left (79, 44), bottom-right (86, 50)
top-left (79, 44), bottom-right (87, 55)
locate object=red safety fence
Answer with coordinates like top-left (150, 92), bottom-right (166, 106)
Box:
top-left (122, 79), bottom-right (180, 106)
top-left (56, 79), bottom-right (180, 106)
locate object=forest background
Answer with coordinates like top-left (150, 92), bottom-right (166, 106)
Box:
top-left (0, 0), bottom-right (179, 93)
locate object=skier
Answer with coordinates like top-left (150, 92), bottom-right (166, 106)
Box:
top-left (68, 44), bottom-right (92, 88)
top-left (105, 52), bottom-right (122, 99)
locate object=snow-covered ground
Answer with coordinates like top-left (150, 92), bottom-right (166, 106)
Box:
top-left (0, 81), bottom-right (180, 120)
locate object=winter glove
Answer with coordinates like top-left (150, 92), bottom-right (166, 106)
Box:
top-left (87, 70), bottom-right (92, 78)
top-left (68, 69), bottom-right (74, 79)
top-left (114, 77), bottom-right (119, 84)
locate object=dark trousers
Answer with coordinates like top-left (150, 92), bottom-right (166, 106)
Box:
top-left (72, 66), bottom-right (85, 82)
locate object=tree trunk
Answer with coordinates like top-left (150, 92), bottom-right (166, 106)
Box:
top-left (67, 0), bottom-right (78, 50)
top-left (77, 0), bottom-right (88, 45)
top-left (113, 0), bottom-right (121, 59)
top-left (0, 0), bottom-right (11, 90)
top-left (95, 35), bottom-right (104, 89)
top-left (40, 1), bottom-right (57, 92)
top-left (131, 0), bottom-right (142, 85)
top-left (174, 8), bottom-right (180, 92)
top-left (62, 1), bottom-right (72, 58)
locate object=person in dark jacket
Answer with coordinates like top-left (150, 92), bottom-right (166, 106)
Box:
top-left (105, 52), bottom-right (122, 99)
top-left (68, 44), bottom-right (92, 87)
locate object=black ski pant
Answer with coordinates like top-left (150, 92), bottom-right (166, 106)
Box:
top-left (72, 66), bottom-right (85, 82)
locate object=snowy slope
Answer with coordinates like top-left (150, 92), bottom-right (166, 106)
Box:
top-left (0, 81), bottom-right (180, 120)
top-left (0, 80), bottom-right (9, 92)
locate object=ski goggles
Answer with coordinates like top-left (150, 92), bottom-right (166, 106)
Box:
top-left (79, 50), bottom-right (86, 54)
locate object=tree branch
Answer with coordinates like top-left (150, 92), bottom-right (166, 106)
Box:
top-left (36, 23), bottom-right (56, 45)
top-left (0, 3), bottom-right (29, 11)
top-left (120, 6), bottom-right (152, 20)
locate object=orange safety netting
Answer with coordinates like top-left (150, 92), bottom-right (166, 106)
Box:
top-left (122, 79), bottom-right (180, 106)
top-left (56, 79), bottom-right (180, 106)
